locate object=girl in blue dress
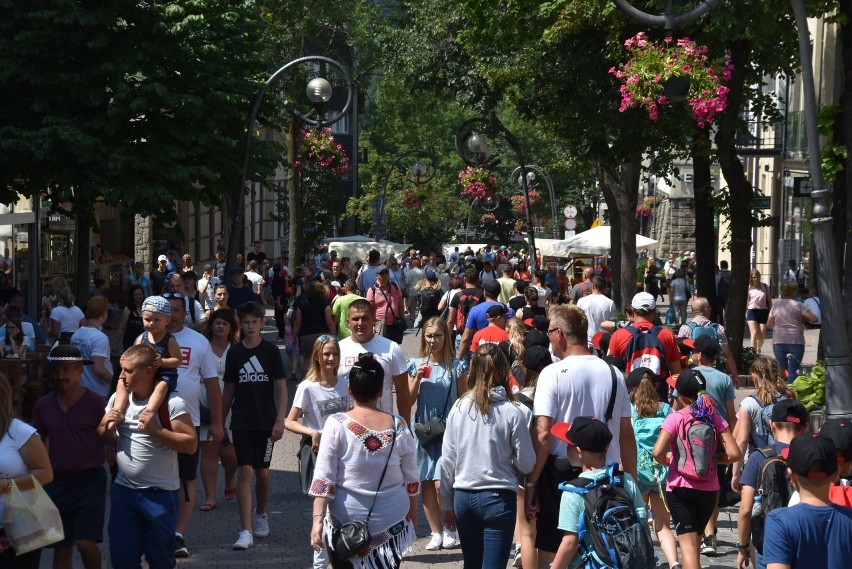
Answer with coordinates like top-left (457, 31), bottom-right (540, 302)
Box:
top-left (407, 316), bottom-right (467, 551)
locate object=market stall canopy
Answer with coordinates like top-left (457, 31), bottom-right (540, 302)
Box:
top-left (442, 244), bottom-right (487, 260)
top-left (322, 235), bottom-right (375, 243)
top-left (551, 226), bottom-right (659, 256)
top-left (522, 238), bottom-right (569, 259)
top-left (324, 240), bottom-right (412, 262)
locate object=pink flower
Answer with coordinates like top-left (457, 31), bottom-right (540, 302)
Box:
top-left (682, 65), bottom-right (691, 73)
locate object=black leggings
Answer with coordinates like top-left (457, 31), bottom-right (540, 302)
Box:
top-left (665, 487), bottom-right (718, 535)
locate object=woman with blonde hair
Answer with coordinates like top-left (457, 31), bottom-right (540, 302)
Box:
top-left (286, 334), bottom-right (349, 568)
top-left (746, 269), bottom-right (771, 353)
top-left (407, 317), bottom-right (467, 551)
top-left (440, 344), bottom-right (535, 568)
top-left (181, 254), bottom-right (195, 273)
top-left (730, 356), bottom-right (796, 492)
top-left (0, 378), bottom-right (53, 567)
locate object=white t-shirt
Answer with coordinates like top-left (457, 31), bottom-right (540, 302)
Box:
top-left (292, 379), bottom-right (351, 431)
top-left (577, 294), bottom-right (617, 341)
top-left (171, 327), bottom-right (218, 426)
top-left (533, 355), bottom-right (631, 464)
top-left (0, 419), bottom-right (38, 524)
top-left (50, 305), bottom-right (84, 333)
top-left (245, 270), bottom-right (265, 292)
top-left (337, 335), bottom-right (407, 413)
top-left (198, 275), bottom-right (221, 311)
top-left (70, 326), bottom-right (113, 397)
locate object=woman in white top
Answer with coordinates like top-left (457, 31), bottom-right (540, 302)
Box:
top-left (199, 308), bottom-right (239, 511)
top-left (287, 335), bottom-right (349, 569)
top-left (440, 344), bottom-right (536, 569)
top-left (746, 269), bottom-right (772, 353)
top-left (309, 352), bottom-right (419, 569)
top-left (49, 287), bottom-right (84, 344)
top-left (0, 380), bottom-right (53, 567)
top-left (730, 356), bottom-right (795, 492)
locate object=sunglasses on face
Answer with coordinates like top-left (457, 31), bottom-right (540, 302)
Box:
top-left (161, 292), bottom-right (185, 300)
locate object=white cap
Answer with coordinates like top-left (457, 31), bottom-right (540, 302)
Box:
top-left (157, 254), bottom-right (167, 262)
top-left (631, 292), bottom-right (656, 311)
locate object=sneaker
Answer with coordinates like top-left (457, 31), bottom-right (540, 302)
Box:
top-left (700, 534), bottom-right (717, 555)
top-left (425, 533), bottom-right (442, 551)
top-left (233, 530), bottom-right (254, 550)
top-left (253, 511), bottom-right (270, 538)
top-left (512, 544), bottom-right (523, 567)
top-left (174, 535), bottom-right (190, 559)
top-left (442, 527), bottom-right (458, 549)
top-left (670, 563), bottom-right (683, 569)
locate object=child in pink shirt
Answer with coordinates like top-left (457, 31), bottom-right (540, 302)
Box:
top-left (653, 369), bottom-right (740, 569)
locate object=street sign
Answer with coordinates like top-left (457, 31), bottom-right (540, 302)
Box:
top-left (591, 218), bottom-right (602, 228)
top-left (563, 205), bottom-right (577, 218)
top-left (564, 218), bottom-right (578, 230)
top-left (564, 230), bottom-right (575, 238)
top-left (794, 178), bottom-right (813, 197)
top-left (751, 196), bottom-right (771, 210)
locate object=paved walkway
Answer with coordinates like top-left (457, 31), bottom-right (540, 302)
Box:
top-left (41, 301), bottom-right (816, 568)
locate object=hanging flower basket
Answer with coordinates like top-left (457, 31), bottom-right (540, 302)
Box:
top-left (401, 187), bottom-right (427, 210)
top-left (513, 220), bottom-right (526, 234)
top-left (457, 166), bottom-right (501, 201)
top-left (635, 195), bottom-right (663, 218)
top-left (609, 32), bottom-right (734, 128)
top-left (296, 128), bottom-right (350, 176)
top-left (510, 189), bottom-right (542, 214)
top-left (479, 212), bottom-right (498, 225)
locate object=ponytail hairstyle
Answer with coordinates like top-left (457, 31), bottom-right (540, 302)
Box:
top-left (631, 372), bottom-right (660, 418)
top-left (749, 356), bottom-right (794, 405)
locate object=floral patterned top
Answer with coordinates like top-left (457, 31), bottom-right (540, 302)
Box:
top-left (310, 412), bottom-right (419, 563)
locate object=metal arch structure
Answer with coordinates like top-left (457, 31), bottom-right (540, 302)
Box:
top-left (375, 149), bottom-right (437, 240)
top-left (454, 115), bottom-right (538, 268)
top-left (227, 55), bottom-right (354, 274)
top-left (511, 164), bottom-right (560, 239)
top-left (611, 0), bottom-right (720, 31)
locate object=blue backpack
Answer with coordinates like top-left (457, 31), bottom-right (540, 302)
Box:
top-left (624, 326), bottom-right (669, 379)
top-left (559, 463), bottom-right (656, 569)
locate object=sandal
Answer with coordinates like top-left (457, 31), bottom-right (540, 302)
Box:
top-left (200, 502), bottom-right (216, 511)
top-left (224, 487), bottom-right (237, 501)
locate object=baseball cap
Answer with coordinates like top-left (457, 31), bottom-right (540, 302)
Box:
top-left (631, 292), bottom-right (656, 311)
top-left (820, 417), bottom-right (852, 462)
top-left (486, 304), bottom-right (507, 319)
top-left (668, 368), bottom-right (707, 398)
top-left (787, 432), bottom-right (838, 478)
top-left (157, 254), bottom-right (168, 262)
top-left (46, 344), bottom-right (94, 367)
top-left (523, 330), bottom-right (550, 349)
top-left (770, 399), bottom-right (808, 426)
top-left (141, 296), bottom-right (172, 316)
top-left (690, 335), bottom-right (720, 358)
top-left (230, 266), bottom-right (244, 274)
top-left (425, 268), bottom-right (438, 281)
top-left (483, 280), bottom-right (501, 296)
top-left (377, 266), bottom-right (390, 274)
top-left (203, 263), bottom-right (213, 271)
top-left (523, 346), bottom-right (552, 372)
top-left (523, 315), bottom-right (549, 332)
top-left (626, 366), bottom-right (658, 389)
top-left (551, 417), bottom-right (613, 453)
top-left (676, 337), bottom-right (694, 357)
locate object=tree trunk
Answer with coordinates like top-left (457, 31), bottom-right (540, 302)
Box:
top-left (839, 0), bottom-right (852, 353)
top-left (287, 122), bottom-right (302, 269)
top-left (714, 39), bottom-right (754, 365)
top-left (74, 213), bottom-right (92, 306)
top-left (597, 161), bottom-right (640, 312)
top-left (692, 128), bottom-right (718, 319)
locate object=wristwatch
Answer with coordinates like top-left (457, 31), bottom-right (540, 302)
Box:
top-left (736, 541), bottom-right (750, 550)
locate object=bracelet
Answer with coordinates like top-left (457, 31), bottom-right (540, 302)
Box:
top-left (736, 541), bottom-right (750, 550)
top-left (313, 514), bottom-right (325, 519)
top-left (524, 482), bottom-right (537, 489)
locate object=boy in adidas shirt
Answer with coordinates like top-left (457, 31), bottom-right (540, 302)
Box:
top-left (223, 301), bottom-right (288, 550)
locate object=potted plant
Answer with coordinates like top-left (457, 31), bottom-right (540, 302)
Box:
top-left (609, 32), bottom-right (734, 128)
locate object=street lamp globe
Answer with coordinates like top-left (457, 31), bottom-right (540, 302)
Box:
top-left (467, 133), bottom-right (492, 161)
top-left (306, 77), bottom-right (333, 103)
top-left (411, 161), bottom-right (428, 179)
top-left (518, 171), bottom-right (535, 187)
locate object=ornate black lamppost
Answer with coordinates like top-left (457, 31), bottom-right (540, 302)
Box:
top-left (375, 150), bottom-right (437, 240)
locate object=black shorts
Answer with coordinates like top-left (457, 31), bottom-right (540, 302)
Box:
top-left (534, 454), bottom-right (581, 553)
top-left (232, 429), bottom-right (275, 469)
top-left (747, 308), bottom-right (769, 324)
top-left (665, 487), bottom-right (718, 535)
top-left (177, 427), bottom-right (201, 481)
top-left (44, 467), bottom-right (108, 546)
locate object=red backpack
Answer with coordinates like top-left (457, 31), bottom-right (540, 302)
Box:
top-left (623, 325), bottom-right (670, 379)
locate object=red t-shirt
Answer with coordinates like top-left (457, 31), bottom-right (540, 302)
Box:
top-left (471, 325), bottom-right (509, 349)
top-left (607, 321), bottom-right (680, 375)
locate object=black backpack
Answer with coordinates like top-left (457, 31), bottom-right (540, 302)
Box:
top-left (419, 288), bottom-right (442, 322)
top-left (751, 447), bottom-right (795, 553)
top-left (455, 288), bottom-right (483, 331)
top-left (559, 463), bottom-right (656, 569)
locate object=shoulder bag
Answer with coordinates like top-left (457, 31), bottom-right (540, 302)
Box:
top-left (375, 285), bottom-right (406, 343)
top-left (330, 424), bottom-right (397, 562)
top-left (414, 366), bottom-right (455, 447)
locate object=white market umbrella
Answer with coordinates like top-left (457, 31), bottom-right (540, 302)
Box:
top-left (552, 226), bottom-right (658, 256)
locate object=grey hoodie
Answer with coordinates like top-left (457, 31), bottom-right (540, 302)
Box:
top-left (440, 387), bottom-right (536, 511)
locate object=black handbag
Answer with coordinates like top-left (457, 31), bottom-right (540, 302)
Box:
top-left (297, 435), bottom-right (316, 495)
top-left (413, 367), bottom-right (454, 447)
top-left (330, 425), bottom-right (397, 562)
